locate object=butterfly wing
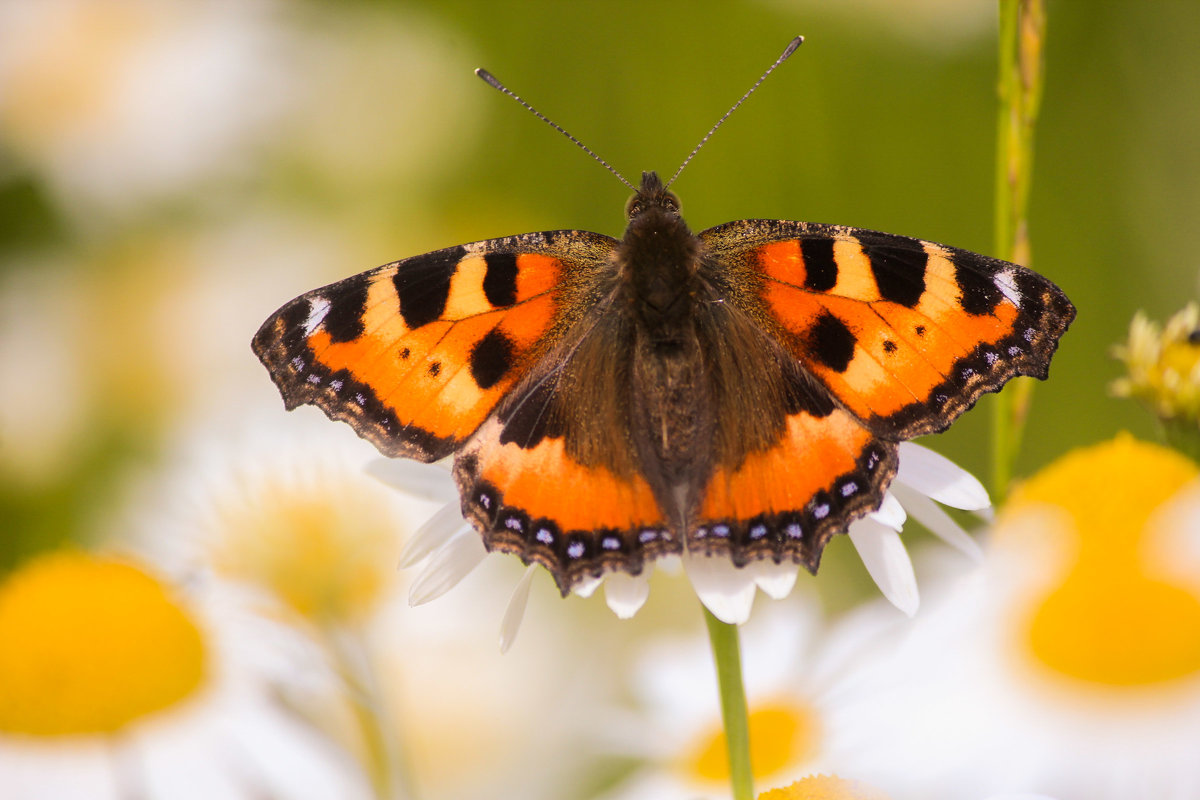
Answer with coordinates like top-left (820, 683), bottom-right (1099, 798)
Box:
top-left (252, 230), bottom-right (617, 462)
top-left (689, 219), bottom-right (1074, 569)
top-left (703, 219), bottom-right (1074, 437)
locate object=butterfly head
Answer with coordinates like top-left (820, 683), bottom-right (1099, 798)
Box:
top-left (625, 171), bottom-right (682, 222)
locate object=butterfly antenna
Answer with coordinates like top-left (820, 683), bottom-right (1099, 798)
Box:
top-left (665, 35), bottom-right (804, 189)
top-left (475, 67), bottom-right (636, 192)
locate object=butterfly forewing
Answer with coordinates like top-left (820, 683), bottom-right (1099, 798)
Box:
top-left (700, 219), bottom-right (1075, 441)
top-left (252, 230), bottom-right (616, 462)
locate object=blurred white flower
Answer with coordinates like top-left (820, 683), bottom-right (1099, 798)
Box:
top-left (585, 588), bottom-right (1067, 800)
top-left (132, 412), bottom-right (598, 800)
top-left (0, 0), bottom-right (287, 224)
top-left (0, 549), bottom-right (371, 800)
top-left (376, 441), bottom-right (988, 647)
top-left (273, 4), bottom-right (480, 198)
top-left (0, 0), bottom-right (476, 226)
top-left (0, 211), bottom-right (366, 489)
top-left (826, 434), bottom-right (1200, 800)
top-left (591, 602), bottom-right (872, 800)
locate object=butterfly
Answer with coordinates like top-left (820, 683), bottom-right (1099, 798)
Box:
top-left (253, 38), bottom-right (1074, 597)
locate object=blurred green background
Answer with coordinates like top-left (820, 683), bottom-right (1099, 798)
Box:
top-left (2, 0), bottom-right (1197, 578)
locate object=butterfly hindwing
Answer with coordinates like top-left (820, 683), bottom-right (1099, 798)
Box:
top-left (252, 230), bottom-right (617, 461)
top-left (456, 416), bottom-right (673, 593)
top-left (701, 219), bottom-right (1075, 441)
top-left (691, 405), bottom-right (898, 572)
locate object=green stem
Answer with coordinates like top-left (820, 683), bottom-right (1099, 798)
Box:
top-left (992, 0), bottom-right (1047, 502)
top-left (704, 607), bottom-right (754, 800)
top-left (327, 628), bottom-right (419, 800)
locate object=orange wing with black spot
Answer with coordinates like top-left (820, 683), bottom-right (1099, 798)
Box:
top-left (702, 220), bottom-right (1075, 440)
top-left (252, 230), bottom-right (616, 462)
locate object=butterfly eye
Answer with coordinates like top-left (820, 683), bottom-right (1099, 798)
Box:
top-left (625, 197), bottom-right (643, 219)
top-left (661, 194), bottom-right (681, 214)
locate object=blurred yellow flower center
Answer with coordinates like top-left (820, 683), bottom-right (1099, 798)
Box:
top-left (685, 700), bottom-right (819, 782)
top-left (1006, 434), bottom-right (1200, 686)
top-left (0, 551), bottom-right (206, 736)
top-left (758, 774), bottom-right (889, 800)
top-left (213, 481), bottom-right (398, 625)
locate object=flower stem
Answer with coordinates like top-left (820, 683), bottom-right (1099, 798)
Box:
top-left (992, 0), bottom-right (1047, 501)
top-left (704, 607), bottom-right (754, 800)
top-left (327, 628), bottom-right (419, 800)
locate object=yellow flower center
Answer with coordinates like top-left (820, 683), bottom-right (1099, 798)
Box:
top-left (758, 774), bottom-right (889, 800)
top-left (685, 700), bottom-right (820, 783)
top-left (1003, 434), bottom-right (1200, 686)
top-left (0, 551), bottom-right (207, 736)
top-left (212, 477), bottom-right (402, 626)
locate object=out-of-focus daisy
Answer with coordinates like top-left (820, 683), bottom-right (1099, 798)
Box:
top-left (829, 434), bottom-right (1200, 800)
top-left (376, 441), bottom-right (988, 647)
top-left (137, 414), bottom-right (597, 800)
top-left (196, 428), bottom-right (413, 630)
top-left (132, 415), bottom-right (427, 799)
top-left (0, 0), bottom-right (286, 223)
top-left (0, 0), bottom-right (474, 227)
top-left (587, 601), bottom-right (909, 800)
top-left (0, 549), bottom-right (371, 800)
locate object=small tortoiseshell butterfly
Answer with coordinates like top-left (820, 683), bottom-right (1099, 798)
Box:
top-left (253, 38), bottom-right (1074, 596)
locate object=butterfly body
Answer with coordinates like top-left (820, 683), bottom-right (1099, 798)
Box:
top-left (254, 170), bottom-right (1074, 595)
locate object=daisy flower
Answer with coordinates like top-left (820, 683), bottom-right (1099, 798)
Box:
top-left (137, 414), bottom-right (600, 800)
top-left (589, 598), bottom-right (1058, 800)
top-left (375, 441), bottom-right (989, 648)
top-left (826, 434), bottom-right (1200, 799)
top-left (0, 549), bottom-right (371, 800)
top-left (130, 416), bottom-right (432, 800)
top-left (590, 602), bottom-right (875, 800)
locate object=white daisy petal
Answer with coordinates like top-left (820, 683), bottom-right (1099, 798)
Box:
top-left (890, 482), bottom-right (984, 563)
top-left (849, 518), bottom-right (919, 616)
top-left (572, 574), bottom-right (602, 598)
top-left (398, 502), bottom-right (470, 568)
top-left (868, 491), bottom-right (907, 531)
top-left (748, 559), bottom-right (798, 600)
top-left (683, 552), bottom-right (757, 625)
top-left (896, 442), bottom-right (990, 510)
top-left (408, 530), bottom-right (487, 606)
top-left (499, 565), bottom-right (537, 654)
top-left (604, 571), bottom-right (651, 619)
top-left (365, 458), bottom-right (458, 502)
